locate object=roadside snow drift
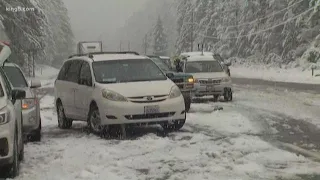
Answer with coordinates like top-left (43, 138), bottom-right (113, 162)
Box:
top-left (230, 65), bottom-right (320, 84)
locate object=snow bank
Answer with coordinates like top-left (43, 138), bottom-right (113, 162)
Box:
top-left (187, 104), bottom-right (261, 135)
top-left (232, 86), bottom-right (320, 128)
top-left (26, 64), bottom-right (59, 88)
top-left (230, 65), bottom-right (320, 84)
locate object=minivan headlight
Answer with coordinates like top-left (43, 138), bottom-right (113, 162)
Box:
top-left (0, 111), bottom-right (9, 125)
top-left (102, 89), bottom-right (128, 102)
top-left (169, 86), bottom-right (181, 99)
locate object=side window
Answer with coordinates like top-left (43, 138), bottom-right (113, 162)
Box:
top-left (79, 62), bottom-right (92, 86)
top-left (0, 68), bottom-right (12, 98)
top-left (57, 61), bottom-right (72, 80)
top-left (65, 60), bottom-right (83, 83)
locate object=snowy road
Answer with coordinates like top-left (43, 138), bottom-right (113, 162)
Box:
top-left (5, 82), bottom-right (319, 180)
top-left (233, 78), bottom-right (320, 93)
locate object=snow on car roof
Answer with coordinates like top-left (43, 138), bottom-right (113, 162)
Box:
top-left (92, 54), bottom-right (149, 61)
top-left (181, 51), bottom-right (214, 57)
top-left (185, 55), bottom-right (217, 62)
top-left (159, 56), bottom-right (170, 59)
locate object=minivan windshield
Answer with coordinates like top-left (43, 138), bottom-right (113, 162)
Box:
top-left (92, 59), bottom-right (167, 83)
top-left (3, 66), bottom-right (28, 88)
top-left (185, 60), bottom-right (224, 73)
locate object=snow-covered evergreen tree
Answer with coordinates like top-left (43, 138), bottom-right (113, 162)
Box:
top-left (0, 0), bottom-right (47, 66)
top-left (175, 0), bottom-right (193, 53)
top-left (0, 0), bottom-right (74, 68)
top-left (153, 16), bottom-right (168, 56)
top-left (172, 0), bottom-right (320, 67)
top-left (37, 0), bottom-right (74, 67)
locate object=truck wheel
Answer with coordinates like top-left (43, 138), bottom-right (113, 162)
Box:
top-left (184, 97), bottom-right (191, 112)
top-left (213, 95), bottom-right (219, 102)
top-left (224, 89), bottom-right (233, 102)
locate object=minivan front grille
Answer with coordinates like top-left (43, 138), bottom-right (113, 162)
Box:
top-left (127, 95), bottom-right (168, 103)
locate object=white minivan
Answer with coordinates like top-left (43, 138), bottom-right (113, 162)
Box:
top-left (54, 52), bottom-right (186, 134)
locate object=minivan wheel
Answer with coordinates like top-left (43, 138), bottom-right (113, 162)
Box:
top-left (57, 102), bottom-right (72, 129)
top-left (161, 119), bottom-right (186, 131)
top-left (161, 112), bottom-right (186, 131)
top-left (4, 130), bottom-right (20, 178)
top-left (88, 105), bottom-right (105, 134)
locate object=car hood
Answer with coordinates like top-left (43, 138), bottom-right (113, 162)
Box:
top-left (191, 72), bottom-right (228, 79)
top-left (172, 72), bottom-right (193, 78)
top-left (0, 98), bottom-right (7, 110)
top-left (164, 71), bottom-right (193, 79)
top-left (96, 80), bottom-right (175, 97)
top-left (13, 87), bottom-right (33, 98)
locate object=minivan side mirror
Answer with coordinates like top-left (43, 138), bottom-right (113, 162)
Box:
top-left (30, 79), bottom-right (41, 88)
top-left (12, 89), bottom-right (26, 104)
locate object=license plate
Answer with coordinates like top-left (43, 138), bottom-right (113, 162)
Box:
top-left (144, 105), bottom-right (160, 114)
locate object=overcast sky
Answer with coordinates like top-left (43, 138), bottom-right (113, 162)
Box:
top-left (62, 0), bottom-right (151, 48)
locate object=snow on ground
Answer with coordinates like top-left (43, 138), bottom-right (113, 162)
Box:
top-left (15, 95), bottom-right (320, 180)
top-left (226, 85), bottom-right (320, 128)
top-left (230, 65), bottom-right (320, 84)
top-left (26, 64), bottom-right (59, 88)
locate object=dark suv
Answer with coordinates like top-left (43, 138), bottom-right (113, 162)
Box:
top-left (148, 56), bottom-right (194, 112)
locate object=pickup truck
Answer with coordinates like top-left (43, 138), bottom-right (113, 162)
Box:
top-left (148, 56), bottom-right (194, 112)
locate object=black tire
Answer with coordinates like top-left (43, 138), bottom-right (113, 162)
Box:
top-left (4, 129), bottom-right (20, 178)
top-left (224, 89), bottom-right (233, 102)
top-left (213, 95), bottom-right (219, 102)
top-left (29, 120), bottom-right (41, 142)
top-left (18, 137), bottom-right (24, 161)
top-left (161, 113), bottom-right (186, 131)
top-left (184, 97), bottom-right (191, 112)
top-left (88, 105), bottom-right (105, 134)
top-left (57, 102), bottom-right (72, 129)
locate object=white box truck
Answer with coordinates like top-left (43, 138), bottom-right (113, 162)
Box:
top-left (77, 41), bottom-right (103, 54)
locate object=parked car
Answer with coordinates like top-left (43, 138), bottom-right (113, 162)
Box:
top-left (179, 52), bottom-right (233, 102)
top-left (0, 41), bottom-right (26, 178)
top-left (3, 63), bottom-right (42, 142)
top-left (181, 51), bottom-right (231, 76)
top-left (54, 51), bottom-right (186, 134)
top-left (148, 56), bottom-right (194, 112)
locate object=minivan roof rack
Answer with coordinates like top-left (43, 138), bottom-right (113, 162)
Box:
top-left (68, 51), bottom-right (140, 59)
